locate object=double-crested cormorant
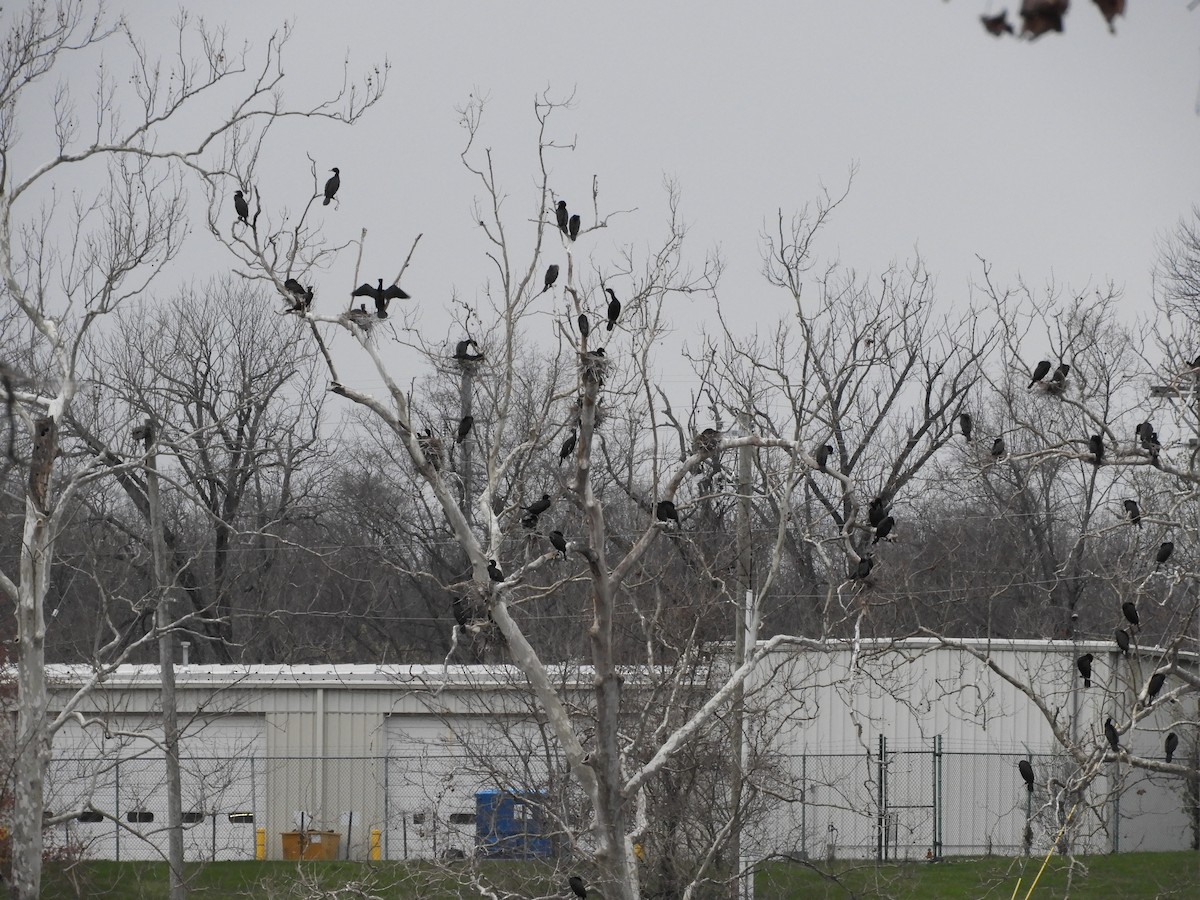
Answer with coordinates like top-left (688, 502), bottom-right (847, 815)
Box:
top-left (452, 595), bottom-right (471, 629)
top-left (559, 431), bottom-right (577, 464)
top-left (1166, 732), bottom-right (1179, 763)
top-left (578, 314), bottom-right (590, 340)
top-left (656, 500), bottom-right (679, 526)
top-left (1077, 653), bottom-right (1093, 688)
top-left (454, 339), bottom-right (484, 361)
top-left (555, 200), bottom-right (569, 235)
top-left (981, 11), bottom-right (1013, 35)
top-left (1146, 672), bottom-right (1166, 703)
top-left (1021, 0), bottom-right (1068, 39)
top-left (352, 279), bottom-right (411, 318)
top-left (542, 265), bottom-right (559, 294)
top-left (1104, 717), bottom-right (1120, 754)
top-left (872, 515), bottom-right (894, 544)
top-left (569, 214), bottom-right (580, 241)
top-left (324, 167), bottom-right (340, 206)
top-left (991, 437), bottom-right (1006, 460)
top-left (1046, 363), bottom-right (1069, 394)
top-left (456, 415), bottom-right (474, 444)
top-left (522, 493), bottom-right (552, 518)
top-left (549, 530), bottom-right (568, 559)
top-left (1122, 601), bottom-right (1139, 628)
top-left (853, 556), bottom-right (874, 580)
top-left (815, 444), bottom-right (833, 471)
top-left (1115, 628), bottom-right (1131, 657)
top-left (283, 278), bottom-right (314, 312)
top-left (568, 875), bottom-right (588, 899)
top-left (487, 559), bottom-right (504, 583)
top-left (234, 190), bottom-right (249, 224)
top-left (868, 497), bottom-right (889, 527)
top-left (1029, 360), bottom-right (1051, 387)
top-left (1017, 759), bottom-right (1034, 792)
top-left (605, 288), bottom-right (621, 331)
top-left (959, 413), bottom-right (973, 441)
top-left (1157, 541), bottom-right (1174, 567)
top-left (1123, 499), bottom-right (1141, 528)
top-left (1088, 434), bottom-right (1104, 466)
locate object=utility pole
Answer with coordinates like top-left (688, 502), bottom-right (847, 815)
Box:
top-left (137, 419), bottom-right (187, 900)
top-left (730, 410), bottom-right (754, 899)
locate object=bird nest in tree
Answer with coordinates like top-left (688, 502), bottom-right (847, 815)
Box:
top-left (569, 396), bottom-right (607, 430)
top-left (581, 350), bottom-right (609, 383)
top-left (341, 307), bottom-right (379, 333)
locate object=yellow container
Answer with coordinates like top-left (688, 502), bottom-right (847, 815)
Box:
top-left (281, 830), bottom-right (341, 860)
top-left (370, 828), bottom-right (382, 861)
top-left (255, 828), bottom-right (266, 860)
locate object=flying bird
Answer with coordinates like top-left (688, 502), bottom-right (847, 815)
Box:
top-left (656, 499), bottom-right (679, 526)
top-left (1028, 360), bottom-right (1051, 387)
top-left (487, 559), bottom-right (504, 583)
top-left (555, 200), bottom-right (569, 235)
top-left (456, 415), bottom-right (474, 444)
top-left (1123, 499), bottom-right (1141, 528)
top-left (1122, 601), bottom-right (1139, 628)
top-left (233, 189), bottom-right (249, 224)
top-left (815, 444), bottom-right (833, 471)
top-left (549, 530), bottom-right (568, 559)
top-left (568, 875), bottom-right (588, 899)
top-left (1093, 0), bottom-right (1125, 33)
top-left (559, 431), bottom-right (577, 464)
top-left (578, 314), bottom-right (590, 340)
top-left (323, 167), bottom-right (340, 206)
top-left (1020, 0), bottom-right (1068, 39)
top-left (872, 515), bottom-right (894, 544)
top-left (959, 413), bottom-right (973, 441)
top-left (981, 11), bottom-right (1014, 35)
top-left (1115, 628), bottom-right (1131, 657)
top-left (1088, 434), bottom-right (1104, 466)
top-left (1104, 717), bottom-right (1120, 754)
top-left (1156, 541), bottom-right (1174, 567)
top-left (352, 279), bottom-right (411, 319)
top-left (605, 288), bottom-right (621, 331)
top-left (1077, 653), bottom-right (1093, 688)
top-left (1146, 672), bottom-right (1166, 704)
top-left (1166, 732), bottom-right (1179, 764)
top-left (569, 214), bottom-right (581, 241)
top-left (991, 437), bottom-right (1006, 460)
top-left (542, 265), bottom-right (559, 294)
top-left (1017, 759), bottom-right (1034, 792)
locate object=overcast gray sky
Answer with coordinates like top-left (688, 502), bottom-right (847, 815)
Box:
top-left (70, 2), bottom-right (1200, 395)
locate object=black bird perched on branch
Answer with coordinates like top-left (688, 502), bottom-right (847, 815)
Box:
top-left (352, 279), bottom-right (411, 319)
top-left (656, 500), bottom-right (679, 526)
top-left (555, 200), bottom-right (569, 235)
top-left (323, 167), bottom-right (340, 205)
top-left (487, 559), bottom-right (504, 583)
top-left (234, 189), bottom-right (249, 225)
top-left (578, 314), bottom-right (590, 340)
top-left (1146, 672), bottom-right (1166, 704)
top-left (542, 265), bottom-right (559, 294)
top-left (1123, 499), bottom-right (1141, 528)
top-left (283, 278), bottom-right (313, 313)
top-left (1115, 628), bottom-right (1131, 657)
top-left (852, 556), bottom-right (874, 580)
top-left (868, 497), bottom-right (889, 527)
top-left (568, 875), bottom-right (588, 899)
top-left (1029, 360), bottom-right (1051, 387)
top-left (1088, 434), bottom-right (1104, 466)
top-left (605, 288), bottom-right (621, 331)
top-left (1166, 732), bottom-right (1179, 764)
top-left (559, 431), bottom-right (577, 464)
top-left (1046, 363), bottom-right (1069, 395)
top-left (454, 339), bottom-right (484, 362)
top-left (1104, 717), bottom-right (1120, 754)
top-left (456, 415), bottom-right (474, 444)
top-left (1156, 541), bottom-right (1174, 567)
top-left (1017, 759), bottom-right (1034, 792)
top-left (991, 436), bottom-right (1006, 460)
top-left (959, 413), bottom-right (973, 441)
top-left (452, 595), bottom-right (471, 630)
top-left (1188, 354), bottom-right (1200, 372)
top-left (522, 493), bottom-right (551, 519)
top-left (569, 214), bottom-right (580, 241)
top-left (1122, 601), bottom-right (1139, 628)
top-left (873, 515), bottom-right (894, 544)
top-left (549, 530), bottom-right (568, 559)
top-left (1076, 653), bottom-right (1093, 688)
top-left (816, 444), bottom-right (833, 471)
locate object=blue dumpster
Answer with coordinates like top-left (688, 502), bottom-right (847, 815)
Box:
top-left (475, 789), bottom-right (553, 859)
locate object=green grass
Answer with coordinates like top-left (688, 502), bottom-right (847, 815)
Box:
top-left (35, 852), bottom-right (1200, 899)
top-left (756, 851), bottom-right (1200, 899)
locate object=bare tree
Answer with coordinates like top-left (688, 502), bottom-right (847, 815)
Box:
top-left (0, 4), bottom-right (383, 896)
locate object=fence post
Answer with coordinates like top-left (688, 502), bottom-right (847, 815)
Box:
top-left (800, 753), bottom-right (807, 860)
top-left (383, 754), bottom-right (389, 861)
top-left (932, 735), bottom-right (942, 861)
top-left (114, 755), bottom-right (121, 862)
top-left (876, 735), bottom-right (886, 862)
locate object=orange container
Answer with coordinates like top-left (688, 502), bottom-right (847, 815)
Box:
top-left (281, 830), bottom-right (341, 860)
